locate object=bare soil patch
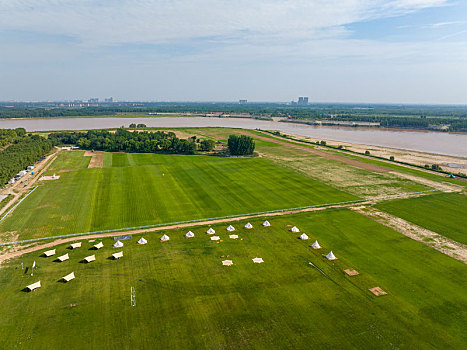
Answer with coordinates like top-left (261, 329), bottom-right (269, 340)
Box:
top-left (39, 175), bottom-right (60, 181)
top-left (84, 151), bottom-right (104, 168)
top-left (344, 269), bottom-right (359, 276)
top-left (352, 206), bottom-right (467, 264)
top-left (58, 168), bottom-right (74, 173)
top-left (369, 287), bottom-right (387, 296)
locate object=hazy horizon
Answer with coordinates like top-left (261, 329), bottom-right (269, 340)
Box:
top-left (1, 1), bottom-right (466, 104)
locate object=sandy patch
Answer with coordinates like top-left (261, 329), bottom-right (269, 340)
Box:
top-left (39, 175), bottom-right (60, 181)
top-left (352, 206), bottom-right (467, 264)
top-left (84, 151), bottom-right (104, 168)
top-left (58, 168), bottom-right (74, 173)
top-left (344, 269), bottom-right (359, 276)
top-left (369, 287), bottom-right (387, 296)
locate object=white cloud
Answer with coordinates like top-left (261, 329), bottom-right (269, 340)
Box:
top-left (0, 0), bottom-right (450, 46)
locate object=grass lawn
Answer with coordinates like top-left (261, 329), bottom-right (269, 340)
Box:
top-left (0, 151), bottom-right (357, 240)
top-left (376, 192), bottom-right (467, 245)
top-left (0, 209), bottom-right (465, 349)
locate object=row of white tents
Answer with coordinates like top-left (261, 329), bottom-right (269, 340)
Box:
top-left (291, 227), bottom-right (337, 260)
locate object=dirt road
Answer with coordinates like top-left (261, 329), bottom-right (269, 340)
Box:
top-left (0, 189), bottom-right (447, 265)
top-left (0, 149), bottom-right (60, 218)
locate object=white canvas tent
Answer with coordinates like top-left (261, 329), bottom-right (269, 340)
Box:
top-left (244, 222), bottom-right (253, 229)
top-left (262, 220), bottom-right (271, 227)
top-left (290, 226), bottom-right (300, 233)
top-left (27, 281), bottom-right (41, 291)
top-left (252, 257), bottom-right (264, 264)
top-left (44, 249), bottom-right (56, 257)
top-left (299, 233), bottom-right (309, 240)
top-left (57, 253), bottom-right (69, 262)
top-left (229, 234), bottom-right (239, 239)
top-left (206, 228), bottom-right (215, 235)
top-left (185, 231), bottom-right (195, 238)
top-left (63, 272), bottom-right (75, 282)
top-left (222, 260), bottom-right (233, 266)
top-left (84, 255), bottom-right (96, 263)
top-left (137, 237), bottom-right (147, 245)
top-left (93, 242), bottom-right (104, 250)
top-left (226, 225), bottom-right (235, 232)
top-left (113, 240), bottom-right (124, 248)
top-left (211, 236), bottom-right (220, 241)
top-left (70, 242), bottom-right (81, 249)
top-left (326, 251), bottom-right (337, 260)
top-left (311, 240), bottom-right (321, 249)
top-left (160, 234), bottom-right (170, 242)
top-left (112, 251), bottom-right (123, 259)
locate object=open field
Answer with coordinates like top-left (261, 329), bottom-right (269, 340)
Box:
top-left (0, 210), bottom-right (465, 349)
top-left (0, 150), bottom-right (357, 240)
top-left (376, 192), bottom-right (467, 245)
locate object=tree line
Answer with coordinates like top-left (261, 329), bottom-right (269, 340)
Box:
top-left (48, 129), bottom-right (199, 154)
top-left (0, 135), bottom-right (52, 185)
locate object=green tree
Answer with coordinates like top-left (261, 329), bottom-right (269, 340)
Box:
top-left (227, 135), bottom-right (255, 155)
top-left (199, 139), bottom-right (215, 152)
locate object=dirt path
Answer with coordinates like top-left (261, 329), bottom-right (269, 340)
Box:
top-left (84, 151), bottom-right (104, 168)
top-left (0, 149), bottom-right (60, 218)
top-left (241, 131), bottom-right (391, 173)
top-left (389, 171), bottom-right (462, 192)
top-left (352, 206), bottom-right (467, 264)
top-left (0, 189), bottom-right (448, 265)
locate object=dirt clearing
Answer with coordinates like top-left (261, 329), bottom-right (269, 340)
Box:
top-left (84, 151), bottom-right (104, 168)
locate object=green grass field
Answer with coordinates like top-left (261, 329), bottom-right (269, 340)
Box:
top-left (376, 192), bottom-right (467, 245)
top-left (1, 209), bottom-right (465, 349)
top-left (0, 151), bottom-right (357, 240)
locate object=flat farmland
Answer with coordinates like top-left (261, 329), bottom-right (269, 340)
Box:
top-left (376, 192), bottom-right (467, 245)
top-left (0, 210), bottom-right (465, 349)
top-left (0, 151), bottom-right (357, 240)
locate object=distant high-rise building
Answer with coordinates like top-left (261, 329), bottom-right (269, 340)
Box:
top-left (239, 99), bottom-right (247, 104)
top-left (104, 97), bottom-right (113, 103)
top-left (298, 97), bottom-right (309, 105)
top-left (88, 98), bottom-right (99, 103)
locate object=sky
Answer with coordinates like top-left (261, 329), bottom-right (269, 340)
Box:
top-left (0, 0), bottom-right (466, 104)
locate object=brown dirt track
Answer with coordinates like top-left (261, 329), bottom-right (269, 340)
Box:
top-left (84, 151), bottom-right (104, 168)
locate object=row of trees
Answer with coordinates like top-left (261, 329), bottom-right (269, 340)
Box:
top-left (49, 129), bottom-right (198, 154)
top-left (0, 135), bottom-right (53, 185)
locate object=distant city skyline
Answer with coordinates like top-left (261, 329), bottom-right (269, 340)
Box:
top-left (1, 1), bottom-right (466, 104)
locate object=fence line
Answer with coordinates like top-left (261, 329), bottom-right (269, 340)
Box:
top-left (0, 186), bottom-right (39, 224)
top-left (0, 188), bottom-right (444, 246)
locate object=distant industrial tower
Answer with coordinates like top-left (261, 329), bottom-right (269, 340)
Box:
top-left (298, 97), bottom-right (309, 105)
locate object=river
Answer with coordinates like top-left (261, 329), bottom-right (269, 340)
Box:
top-left (1, 117), bottom-right (465, 157)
